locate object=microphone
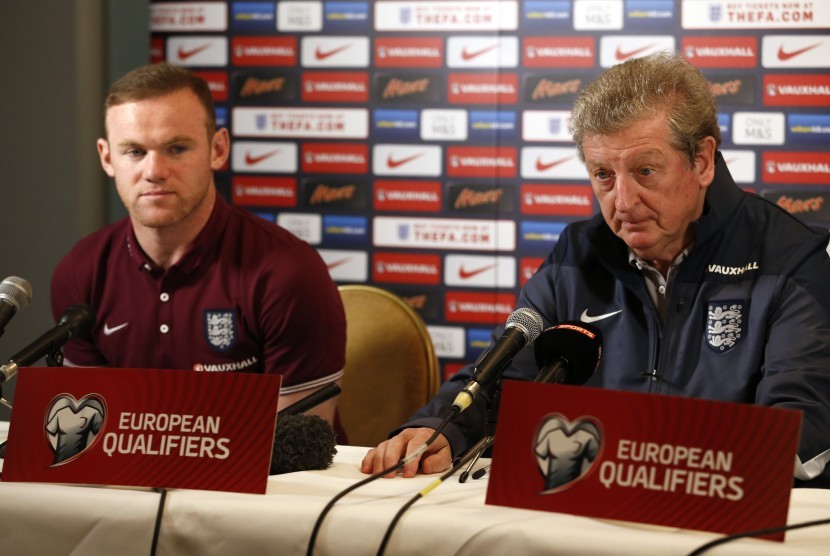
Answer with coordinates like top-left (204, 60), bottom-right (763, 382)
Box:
top-left (533, 322), bottom-right (603, 385)
top-left (452, 307), bottom-right (544, 412)
top-left (270, 382), bottom-right (342, 475)
top-left (0, 304), bottom-right (96, 384)
top-left (270, 414), bottom-right (337, 475)
top-left (0, 276), bottom-right (33, 338)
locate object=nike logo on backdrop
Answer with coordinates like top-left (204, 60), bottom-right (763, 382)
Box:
top-left (535, 155), bottom-right (573, 172)
top-left (177, 44), bottom-right (212, 61)
top-left (615, 44), bottom-right (655, 61)
top-left (244, 149), bottom-right (281, 165)
top-left (461, 44), bottom-right (500, 61)
top-left (580, 309), bottom-right (622, 323)
top-left (315, 44), bottom-right (352, 60)
top-left (326, 258), bottom-right (351, 270)
top-left (103, 322), bottom-right (129, 336)
top-left (459, 264), bottom-right (495, 279)
top-left (777, 43), bottom-right (821, 61)
top-left (387, 153), bottom-right (424, 168)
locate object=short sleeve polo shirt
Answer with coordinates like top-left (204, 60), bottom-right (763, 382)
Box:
top-left (51, 195), bottom-right (346, 394)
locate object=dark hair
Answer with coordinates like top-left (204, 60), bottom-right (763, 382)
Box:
top-left (570, 51), bottom-right (721, 167)
top-left (104, 62), bottom-right (216, 137)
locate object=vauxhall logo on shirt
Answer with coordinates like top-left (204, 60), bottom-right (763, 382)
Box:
top-left (706, 261), bottom-right (759, 276)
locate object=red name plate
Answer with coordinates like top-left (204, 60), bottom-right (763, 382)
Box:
top-left (3, 367), bottom-right (282, 494)
top-left (486, 381), bottom-right (801, 541)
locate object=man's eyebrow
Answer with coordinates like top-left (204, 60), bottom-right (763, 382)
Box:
top-left (586, 149), bottom-right (668, 166)
top-left (165, 135), bottom-right (197, 145)
top-left (116, 140), bottom-right (143, 149)
top-left (115, 136), bottom-right (196, 149)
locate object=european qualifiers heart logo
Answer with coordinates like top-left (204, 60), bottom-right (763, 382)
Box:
top-left (43, 394), bottom-right (107, 466)
top-left (534, 413), bottom-right (603, 493)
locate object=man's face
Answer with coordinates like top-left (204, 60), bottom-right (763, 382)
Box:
top-left (97, 89), bottom-right (228, 231)
top-left (582, 112), bottom-right (716, 265)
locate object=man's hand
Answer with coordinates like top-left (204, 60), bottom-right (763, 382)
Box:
top-left (361, 428), bottom-right (452, 478)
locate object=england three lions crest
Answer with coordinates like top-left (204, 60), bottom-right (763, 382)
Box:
top-left (706, 300), bottom-right (748, 353)
top-left (205, 310), bottom-right (237, 352)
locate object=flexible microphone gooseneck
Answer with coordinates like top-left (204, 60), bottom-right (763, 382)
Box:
top-left (0, 304), bottom-right (95, 384)
top-left (457, 321), bottom-right (603, 484)
top-left (452, 307), bottom-right (544, 412)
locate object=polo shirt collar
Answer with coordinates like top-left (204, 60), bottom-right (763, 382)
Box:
top-left (124, 193), bottom-right (231, 275)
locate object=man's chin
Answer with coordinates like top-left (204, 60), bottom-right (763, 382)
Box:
top-left (131, 211), bottom-right (184, 229)
top-left (619, 233), bottom-right (658, 256)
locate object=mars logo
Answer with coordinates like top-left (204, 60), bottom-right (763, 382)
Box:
top-left (45, 394), bottom-right (106, 466)
top-left (534, 413), bottom-right (602, 493)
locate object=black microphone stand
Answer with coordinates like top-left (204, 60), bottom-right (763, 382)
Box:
top-left (0, 348), bottom-right (65, 460)
top-left (458, 379), bottom-right (501, 482)
top-left (45, 347), bottom-right (64, 367)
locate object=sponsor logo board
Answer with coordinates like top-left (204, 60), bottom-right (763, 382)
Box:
top-left (374, 180), bottom-right (442, 212)
top-left (444, 255), bottom-right (517, 288)
top-left (375, 1), bottom-right (519, 31)
top-left (373, 252), bottom-right (442, 285)
top-left (374, 216), bottom-right (516, 251)
top-left (521, 184), bottom-right (594, 216)
top-left (232, 176), bottom-right (297, 207)
top-left (233, 108), bottom-right (369, 139)
top-left (319, 249), bottom-right (369, 282)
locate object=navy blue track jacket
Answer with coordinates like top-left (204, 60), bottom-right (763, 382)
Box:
top-left (408, 152), bottom-right (830, 487)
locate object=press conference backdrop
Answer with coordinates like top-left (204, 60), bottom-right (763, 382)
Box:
top-left (149, 0), bottom-right (830, 380)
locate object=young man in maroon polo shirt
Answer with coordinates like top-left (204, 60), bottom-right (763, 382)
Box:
top-left (51, 62), bottom-right (346, 425)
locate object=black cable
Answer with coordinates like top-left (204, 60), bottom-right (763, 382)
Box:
top-left (375, 436), bottom-right (494, 556)
top-left (686, 517), bottom-right (830, 556)
top-left (305, 409), bottom-right (458, 556)
top-left (150, 487), bottom-right (168, 556)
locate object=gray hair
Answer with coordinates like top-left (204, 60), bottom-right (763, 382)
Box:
top-left (569, 51), bottom-right (721, 166)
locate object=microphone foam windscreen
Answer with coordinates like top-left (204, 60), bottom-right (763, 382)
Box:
top-left (270, 414), bottom-right (337, 475)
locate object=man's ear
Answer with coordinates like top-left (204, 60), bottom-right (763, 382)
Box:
top-left (695, 136), bottom-right (717, 190)
top-left (210, 128), bottom-right (230, 171)
top-left (97, 138), bottom-right (115, 178)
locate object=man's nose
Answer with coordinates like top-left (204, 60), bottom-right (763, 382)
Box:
top-left (143, 151), bottom-right (169, 181)
top-left (614, 175), bottom-right (639, 212)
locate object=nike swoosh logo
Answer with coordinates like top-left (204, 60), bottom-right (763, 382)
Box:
top-left (103, 322), bottom-right (129, 336)
top-left (177, 44), bottom-right (212, 61)
top-left (535, 155), bottom-right (573, 172)
top-left (615, 44), bottom-right (654, 61)
top-left (326, 258), bottom-right (350, 270)
top-left (580, 309), bottom-right (622, 323)
top-left (387, 153), bottom-right (424, 169)
top-left (461, 44), bottom-right (500, 61)
top-left (777, 43), bottom-right (821, 61)
top-left (459, 264), bottom-right (495, 279)
top-left (315, 44), bottom-right (352, 60)
top-left (244, 149), bottom-right (281, 165)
